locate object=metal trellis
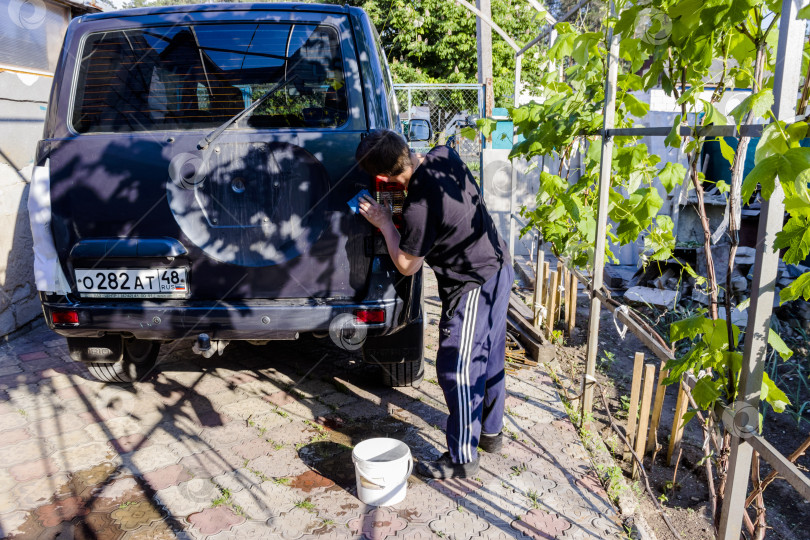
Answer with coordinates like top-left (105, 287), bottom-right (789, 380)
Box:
top-left (515, 0), bottom-right (810, 537)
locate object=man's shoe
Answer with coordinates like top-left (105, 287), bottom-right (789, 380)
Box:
top-left (479, 432), bottom-right (503, 453)
top-left (416, 452), bottom-right (479, 479)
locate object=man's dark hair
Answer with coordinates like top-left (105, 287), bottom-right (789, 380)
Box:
top-left (355, 129), bottom-right (412, 177)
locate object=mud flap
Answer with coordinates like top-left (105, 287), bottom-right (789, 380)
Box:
top-left (362, 315), bottom-right (423, 364)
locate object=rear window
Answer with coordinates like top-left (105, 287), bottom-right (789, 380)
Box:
top-left (71, 23), bottom-right (349, 133)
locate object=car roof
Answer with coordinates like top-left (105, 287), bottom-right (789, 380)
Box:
top-left (81, 2), bottom-right (348, 22)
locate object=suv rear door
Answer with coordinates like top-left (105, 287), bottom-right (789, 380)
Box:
top-left (47, 8), bottom-right (372, 301)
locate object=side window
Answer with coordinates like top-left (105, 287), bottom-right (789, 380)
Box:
top-left (370, 24), bottom-right (398, 130)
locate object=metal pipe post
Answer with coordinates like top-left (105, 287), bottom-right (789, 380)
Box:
top-left (508, 53), bottom-right (522, 257)
top-left (479, 83), bottom-right (485, 191)
top-left (407, 88), bottom-right (412, 129)
top-left (718, 1), bottom-right (806, 537)
top-left (453, 0), bottom-right (520, 52)
top-left (516, 0), bottom-right (593, 57)
top-left (476, 0), bottom-right (493, 89)
top-left (581, 0), bottom-right (619, 417)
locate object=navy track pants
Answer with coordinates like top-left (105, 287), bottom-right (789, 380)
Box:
top-left (436, 264), bottom-right (513, 464)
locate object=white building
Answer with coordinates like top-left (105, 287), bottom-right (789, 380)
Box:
top-left (0, 0), bottom-right (100, 336)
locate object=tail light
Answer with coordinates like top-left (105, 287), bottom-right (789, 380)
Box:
top-left (355, 308), bottom-right (385, 324)
top-left (52, 310), bottom-right (79, 326)
top-left (374, 176), bottom-right (405, 228)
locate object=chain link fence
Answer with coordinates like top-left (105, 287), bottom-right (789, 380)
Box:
top-left (394, 83), bottom-right (484, 181)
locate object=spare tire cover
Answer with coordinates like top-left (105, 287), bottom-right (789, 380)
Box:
top-left (167, 142), bottom-right (329, 267)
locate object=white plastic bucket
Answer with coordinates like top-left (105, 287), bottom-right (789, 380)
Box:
top-left (352, 438), bottom-right (413, 506)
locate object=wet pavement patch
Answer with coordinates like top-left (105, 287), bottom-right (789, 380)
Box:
top-left (297, 441), bottom-right (355, 489)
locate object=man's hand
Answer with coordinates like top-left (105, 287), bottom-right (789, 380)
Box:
top-left (357, 194), bottom-right (424, 276)
top-left (358, 195), bottom-right (392, 229)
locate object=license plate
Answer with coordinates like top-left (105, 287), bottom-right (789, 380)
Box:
top-left (75, 268), bottom-right (189, 298)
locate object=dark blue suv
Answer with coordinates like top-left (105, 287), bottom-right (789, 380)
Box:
top-left (29, 3), bottom-right (424, 385)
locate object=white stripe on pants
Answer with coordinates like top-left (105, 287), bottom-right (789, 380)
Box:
top-left (455, 287), bottom-right (480, 463)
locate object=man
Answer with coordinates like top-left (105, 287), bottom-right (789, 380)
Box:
top-left (356, 129), bottom-right (513, 479)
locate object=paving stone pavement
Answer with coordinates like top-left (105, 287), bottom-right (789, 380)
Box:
top-left (0, 269), bottom-right (623, 539)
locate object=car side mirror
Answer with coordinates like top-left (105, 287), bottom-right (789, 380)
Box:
top-left (407, 119), bottom-right (432, 142)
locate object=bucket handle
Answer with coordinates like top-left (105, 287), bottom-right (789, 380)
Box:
top-left (356, 456), bottom-right (414, 490)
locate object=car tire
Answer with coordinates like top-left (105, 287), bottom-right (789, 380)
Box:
top-left (82, 338), bottom-right (161, 383)
top-left (377, 358), bottom-right (425, 387)
top-left (362, 310), bottom-right (424, 387)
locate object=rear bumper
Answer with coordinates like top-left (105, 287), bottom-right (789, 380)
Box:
top-left (40, 295), bottom-right (411, 340)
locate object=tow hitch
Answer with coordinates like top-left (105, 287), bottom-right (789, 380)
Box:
top-left (192, 333), bottom-right (229, 358)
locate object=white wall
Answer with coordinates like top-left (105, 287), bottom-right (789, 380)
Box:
top-left (0, 69), bottom-right (52, 336)
top-left (0, 0), bottom-right (74, 336)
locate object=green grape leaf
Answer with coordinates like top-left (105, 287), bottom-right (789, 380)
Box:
top-left (761, 372), bottom-right (791, 413)
top-left (703, 317), bottom-right (739, 350)
top-left (460, 126), bottom-right (477, 141)
top-left (644, 215), bottom-right (675, 261)
top-left (780, 272), bottom-right (810, 303)
top-left (586, 139), bottom-right (602, 163)
top-left (681, 263), bottom-right (706, 286)
top-left (768, 328), bottom-right (793, 361)
top-left (572, 33), bottom-right (601, 65)
top-left (774, 215), bottom-right (810, 265)
top-left (725, 351), bottom-right (743, 373)
top-left (692, 376), bottom-right (721, 410)
top-left (718, 137), bottom-right (736, 165)
top-left (663, 345), bottom-right (706, 385)
top-left (785, 196), bottom-right (810, 216)
top-left (681, 410), bottom-right (697, 428)
top-left (702, 100), bottom-right (727, 126)
top-left (741, 155), bottom-right (778, 202)
top-left (476, 118), bottom-right (499, 139)
top-left (670, 314), bottom-right (711, 342)
top-left (677, 83), bottom-right (704, 106)
top-left (549, 31), bottom-right (577, 60)
top-left (755, 122), bottom-right (789, 164)
top-left (615, 5), bottom-right (641, 37)
top-left (798, 3), bottom-right (810, 18)
top-left (787, 121), bottom-right (809, 145)
top-left (661, 73), bottom-right (674, 95)
top-left (622, 92), bottom-right (649, 117)
top-left (659, 162), bottom-right (686, 193)
top-left (729, 89), bottom-right (774, 127)
top-left (615, 145), bottom-right (649, 176)
top-left (665, 115), bottom-right (683, 148)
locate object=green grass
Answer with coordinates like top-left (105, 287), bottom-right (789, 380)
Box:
top-left (295, 499), bottom-right (316, 512)
top-left (247, 467), bottom-right (271, 482)
top-left (212, 486), bottom-right (232, 508)
top-left (510, 463), bottom-right (527, 476)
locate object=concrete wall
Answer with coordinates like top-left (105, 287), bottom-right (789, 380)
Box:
top-left (482, 148), bottom-right (558, 258)
top-left (0, 0), bottom-right (81, 337)
top-left (487, 88), bottom-right (754, 267)
top-left (0, 69), bottom-right (51, 336)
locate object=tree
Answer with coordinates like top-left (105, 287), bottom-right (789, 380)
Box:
top-left (331, 0), bottom-right (568, 106)
top-left (122, 0), bottom-right (595, 105)
top-left (545, 0), bottom-right (605, 33)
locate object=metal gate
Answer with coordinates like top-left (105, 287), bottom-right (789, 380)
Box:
top-left (393, 83), bottom-right (484, 181)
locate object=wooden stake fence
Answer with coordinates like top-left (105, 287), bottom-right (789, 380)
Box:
top-left (624, 352), bottom-right (644, 459)
top-left (633, 363), bottom-right (656, 480)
